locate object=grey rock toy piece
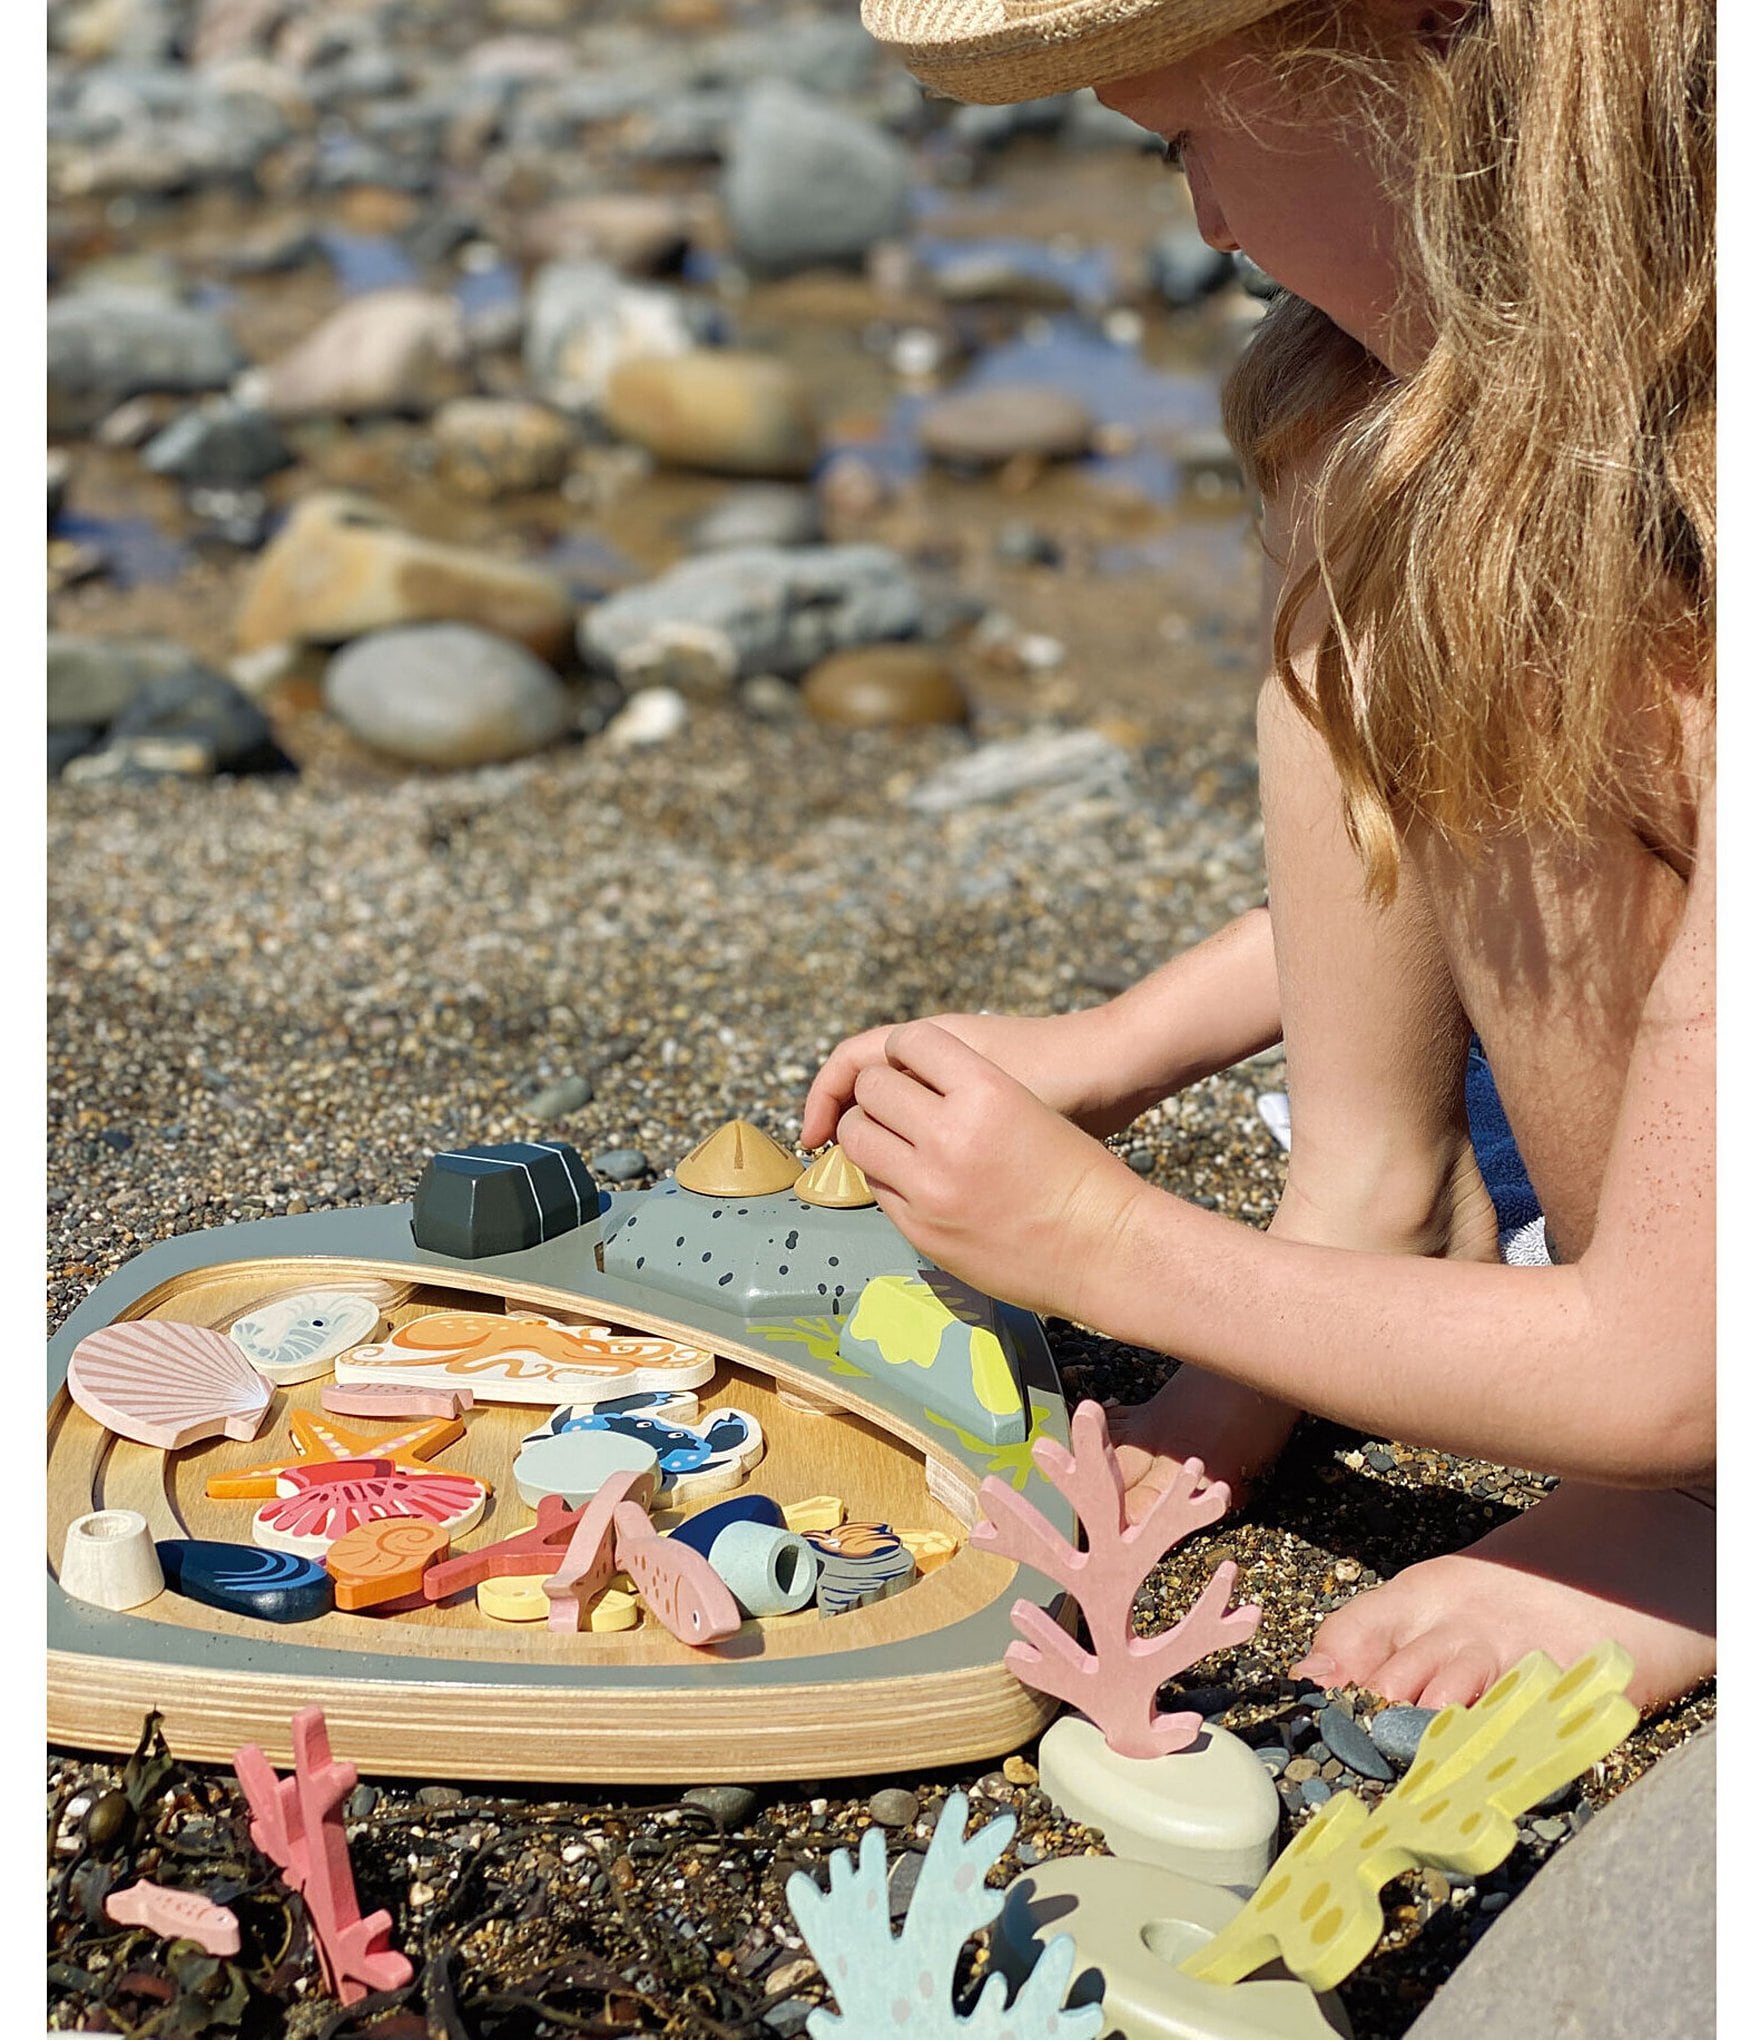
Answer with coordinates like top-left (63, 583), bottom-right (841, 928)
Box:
top-left (411, 1140), bottom-right (598, 1259)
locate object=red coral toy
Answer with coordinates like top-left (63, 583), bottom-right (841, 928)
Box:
top-left (972, 1399), bottom-right (1262, 1758)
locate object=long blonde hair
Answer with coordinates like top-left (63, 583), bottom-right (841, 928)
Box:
top-left (1222, 0), bottom-right (1714, 894)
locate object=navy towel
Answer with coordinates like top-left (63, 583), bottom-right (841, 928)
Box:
top-left (1464, 1039), bottom-right (1543, 1237)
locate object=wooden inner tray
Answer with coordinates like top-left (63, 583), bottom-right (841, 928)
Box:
top-left (48, 1220), bottom-right (1074, 1783)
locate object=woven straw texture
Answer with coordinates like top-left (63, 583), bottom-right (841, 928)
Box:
top-left (861, 0), bottom-right (1298, 102)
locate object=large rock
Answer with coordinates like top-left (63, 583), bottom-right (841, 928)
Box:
top-left (48, 634), bottom-right (201, 729)
top-left (603, 352), bottom-right (818, 478)
top-left (236, 493), bottom-right (575, 660)
top-left (105, 664), bottom-right (280, 772)
top-left (324, 624), bottom-right (576, 768)
top-left (433, 398), bottom-right (576, 498)
top-left (245, 289), bottom-right (468, 419)
top-left (1407, 1728), bottom-right (1714, 2040)
top-left (48, 290), bottom-right (245, 435)
top-left (522, 259), bottom-right (697, 413)
top-left (802, 645), bottom-right (968, 729)
top-left (142, 398), bottom-right (292, 486)
top-left (917, 384), bottom-right (1094, 467)
top-left (721, 83), bottom-right (911, 275)
top-left (579, 544), bottom-right (921, 682)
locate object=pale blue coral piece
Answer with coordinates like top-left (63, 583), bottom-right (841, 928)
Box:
top-left (785, 1791), bottom-right (1103, 2038)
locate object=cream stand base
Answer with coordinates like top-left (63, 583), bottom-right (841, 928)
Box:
top-left (1040, 1715), bottom-right (1281, 1892)
top-left (994, 1856), bottom-right (1352, 2040)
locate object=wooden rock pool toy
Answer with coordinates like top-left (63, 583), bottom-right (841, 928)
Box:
top-left (47, 1155), bottom-right (1082, 1783)
top-left (612, 1501), bottom-right (741, 1646)
top-left (325, 1517), bottom-right (451, 1612)
top-left (253, 1458), bottom-right (488, 1557)
top-left (786, 1788), bottom-right (1102, 2039)
top-left (321, 1381), bottom-right (474, 1419)
top-left (704, 1520), bottom-right (820, 1617)
top-left (803, 1521), bottom-right (916, 1614)
top-left (334, 1309), bottom-right (716, 1407)
top-left (673, 1118), bottom-right (801, 1196)
top-left (792, 1144), bottom-right (875, 1209)
top-left (227, 1290), bottom-right (382, 1387)
top-left (412, 1139), bottom-right (598, 1259)
top-left (668, 1491), bottom-right (784, 1555)
top-left (68, 1321), bottom-right (271, 1450)
top-left (539, 1464), bottom-right (651, 1633)
top-left (234, 1706), bottom-right (412, 2005)
top-left (513, 1425), bottom-right (660, 1510)
top-left (105, 1880), bottom-right (241, 1959)
top-left (59, 1510), bottom-right (164, 1613)
top-left (206, 1408), bottom-right (471, 1499)
top-left (839, 1269), bottom-right (1028, 1447)
top-left (974, 1399), bottom-right (1273, 1888)
top-left (480, 1573), bottom-right (640, 1628)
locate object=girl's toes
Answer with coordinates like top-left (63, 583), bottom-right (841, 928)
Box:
top-left (1415, 1641), bottom-right (1503, 1710)
top-left (1352, 1628), bottom-right (1457, 1705)
top-left (1292, 1599), bottom-right (1398, 1691)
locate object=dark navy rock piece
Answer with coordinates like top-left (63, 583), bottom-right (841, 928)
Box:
top-left (669, 1492), bottom-right (784, 1559)
top-left (157, 1540), bottom-right (334, 1623)
top-left (412, 1140), bottom-right (598, 1259)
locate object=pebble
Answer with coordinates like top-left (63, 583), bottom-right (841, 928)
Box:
top-left (603, 686), bottom-right (689, 750)
top-left (84, 1790), bottom-right (129, 1853)
top-left (523, 258), bottom-right (698, 414)
top-left (1369, 1705), bottom-right (1439, 1772)
top-left (236, 492), bottom-right (576, 662)
top-left (1146, 225), bottom-right (1236, 308)
top-left (867, 1787), bottom-right (918, 1828)
top-left (1003, 1754), bottom-right (1038, 1785)
top-left (682, 1785), bottom-right (758, 1826)
top-left (604, 351), bottom-right (819, 479)
top-left (906, 729), bottom-right (1133, 815)
top-left (722, 82), bottom-right (911, 274)
top-left (525, 1074), bottom-right (594, 1119)
top-left (690, 485), bottom-right (822, 553)
top-left (886, 1847), bottom-right (926, 1918)
top-left (418, 1784), bottom-right (464, 1808)
top-left (48, 633), bottom-right (202, 729)
top-left (48, 289), bottom-right (245, 434)
top-left (518, 191), bottom-right (701, 274)
top-left (994, 520), bottom-right (1063, 568)
top-left (1529, 1816), bottom-right (1570, 1843)
top-left (591, 1148), bottom-right (650, 1182)
top-left (581, 544), bottom-right (921, 682)
top-left (324, 623), bottom-right (577, 768)
top-left (346, 1784), bottom-right (379, 1821)
top-left (96, 668), bottom-right (278, 776)
top-left (1256, 1746), bottom-right (1289, 1778)
top-left (246, 288), bottom-right (469, 419)
top-left (801, 645), bottom-right (969, 730)
top-left (917, 384), bottom-right (1094, 467)
top-left (434, 397), bottom-right (577, 498)
top-left (761, 2000), bottom-right (814, 2038)
top-left (1299, 1777), bottom-right (1335, 1807)
top-left (1317, 1702), bottom-right (1395, 1782)
top-left (142, 398), bottom-right (292, 487)
top-left (1283, 1756), bottom-right (1321, 1785)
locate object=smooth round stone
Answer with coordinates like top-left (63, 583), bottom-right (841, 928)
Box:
top-left (917, 384), bottom-right (1094, 467)
top-left (324, 624), bottom-right (575, 768)
top-left (1367, 1705), bottom-right (1437, 1772)
top-left (722, 83), bottom-right (911, 274)
top-left (690, 484), bottom-right (821, 552)
top-left (993, 1856), bottom-right (1353, 2040)
top-left (604, 352), bottom-right (819, 479)
top-left (683, 1784), bottom-right (759, 1827)
top-left (1316, 1704), bottom-right (1393, 1783)
top-left (603, 686), bottom-right (689, 749)
top-left (867, 1787), bottom-right (918, 1828)
top-left (248, 288), bottom-right (468, 420)
top-left (801, 645), bottom-right (969, 731)
top-left (591, 1148), bottom-right (650, 1182)
top-left (1039, 1714), bottom-right (1281, 1894)
top-left (434, 397), bottom-right (577, 499)
top-left (525, 1073), bottom-right (594, 1119)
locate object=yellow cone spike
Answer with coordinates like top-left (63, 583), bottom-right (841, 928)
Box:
top-left (793, 1145), bottom-right (876, 1209)
top-left (674, 1119), bottom-right (801, 1197)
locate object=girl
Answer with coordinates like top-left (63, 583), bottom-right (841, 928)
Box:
top-left (804, 0), bottom-right (1714, 1712)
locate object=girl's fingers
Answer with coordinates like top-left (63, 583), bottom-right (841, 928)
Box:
top-left (834, 1105), bottom-right (917, 1196)
top-left (802, 1029), bottom-right (888, 1147)
top-left (883, 1019), bottom-right (985, 1092)
top-left (851, 1059), bottom-right (945, 1144)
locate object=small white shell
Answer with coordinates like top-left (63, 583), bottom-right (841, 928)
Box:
top-left (68, 1321), bottom-right (272, 1450)
top-left (228, 1291), bottom-right (382, 1386)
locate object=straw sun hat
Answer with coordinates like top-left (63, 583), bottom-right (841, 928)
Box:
top-left (861, 0), bottom-right (1300, 104)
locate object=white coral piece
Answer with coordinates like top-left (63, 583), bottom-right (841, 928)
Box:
top-left (784, 1792), bottom-right (1101, 2039)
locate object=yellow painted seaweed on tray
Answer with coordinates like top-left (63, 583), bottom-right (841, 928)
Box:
top-left (1183, 1640), bottom-right (1640, 1993)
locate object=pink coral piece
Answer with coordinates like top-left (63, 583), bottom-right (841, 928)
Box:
top-left (234, 1707), bottom-right (412, 2006)
top-left (105, 1879), bottom-right (240, 1957)
top-left (973, 1399), bottom-right (1263, 1758)
top-left (612, 1501), bottom-right (741, 1646)
top-left (254, 1457), bottom-right (487, 1555)
top-left (542, 1465), bottom-right (650, 1632)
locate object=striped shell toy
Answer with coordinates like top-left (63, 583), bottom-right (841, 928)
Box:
top-left (67, 1321), bottom-right (272, 1450)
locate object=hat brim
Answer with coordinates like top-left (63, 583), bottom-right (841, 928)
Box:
top-left (860, 0), bottom-right (1298, 104)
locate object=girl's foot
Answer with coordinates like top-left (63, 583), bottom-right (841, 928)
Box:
top-left (1291, 1482), bottom-right (1715, 1711)
top-left (1110, 1371), bottom-right (1300, 1518)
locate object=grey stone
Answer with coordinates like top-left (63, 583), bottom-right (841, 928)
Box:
top-left (599, 1178), bottom-right (926, 1321)
top-left (1407, 1728), bottom-right (1713, 2040)
top-left (143, 399), bottom-right (292, 487)
top-left (948, 97), bottom-right (1071, 149)
top-left (324, 624), bottom-right (576, 768)
top-left (682, 1784), bottom-right (759, 1827)
top-left (49, 726), bottom-right (100, 778)
top-left (1256, 1746), bottom-right (1289, 1778)
top-left (48, 289), bottom-right (246, 434)
top-left (48, 634), bottom-right (198, 729)
top-left (109, 665), bottom-right (278, 772)
top-left (905, 729), bottom-right (1133, 816)
top-left (591, 1148), bottom-right (650, 1183)
top-left (715, 20), bottom-right (881, 95)
top-left (760, 1999), bottom-right (814, 2037)
top-left (887, 1847), bottom-right (926, 1918)
top-left (1299, 1777), bottom-right (1334, 1807)
top-left (722, 84), bottom-right (912, 275)
top-left (48, 448), bottom-right (70, 523)
top-left (523, 259), bottom-right (699, 414)
top-left (581, 545), bottom-right (921, 682)
top-left (1368, 1705), bottom-right (1438, 1771)
top-left (1317, 1703), bottom-right (1395, 1782)
top-left (525, 1074), bottom-right (594, 1120)
top-left (690, 485), bottom-right (822, 553)
top-left (345, 1783), bottom-right (379, 1821)
top-left (1146, 225), bottom-right (1236, 308)
top-left (867, 1787), bottom-right (917, 1828)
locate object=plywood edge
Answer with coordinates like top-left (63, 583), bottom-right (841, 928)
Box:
top-left (49, 1649), bottom-right (1062, 1782)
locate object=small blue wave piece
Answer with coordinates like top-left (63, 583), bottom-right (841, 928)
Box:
top-left (156, 1539), bottom-right (334, 1624)
top-left (668, 1493), bottom-right (784, 1560)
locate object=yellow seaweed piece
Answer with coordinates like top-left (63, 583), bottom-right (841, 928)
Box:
top-left (847, 1275), bottom-right (1022, 1419)
top-left (1181, 1641), bottom-right (1639, 1993)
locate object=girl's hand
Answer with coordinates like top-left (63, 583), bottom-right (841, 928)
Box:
top-left (833, 1020), bottom-right (1151, 1322)
top-left (801, 1006), bottom-right (1140, 1154)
